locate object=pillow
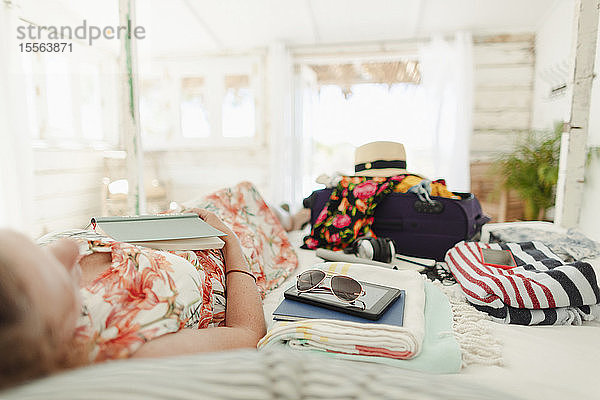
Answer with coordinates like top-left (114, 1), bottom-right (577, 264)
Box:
top-left (0, 348), bottom-right (514, 400)
top-left (183, 181), bottom-right (299, 297)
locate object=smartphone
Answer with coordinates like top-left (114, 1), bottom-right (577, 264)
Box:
top-left (283, 280), bottom-right (402, 321)
top-left (480, 247), bottom-right (517, 269)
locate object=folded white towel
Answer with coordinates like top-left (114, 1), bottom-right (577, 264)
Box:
top-left (258, 262), bottom-right (426, 360)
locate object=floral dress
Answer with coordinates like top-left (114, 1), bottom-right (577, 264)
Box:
top-left (183, 181), bottom-right (299, 298)
top-left (38, 230), bottom-right (227, 361)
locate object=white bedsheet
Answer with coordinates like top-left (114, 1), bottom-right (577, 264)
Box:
top-left (269, 230), bottom-right (600, 400)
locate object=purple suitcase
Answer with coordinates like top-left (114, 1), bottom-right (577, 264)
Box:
top-left (306, 189), bottom-right (490, 261)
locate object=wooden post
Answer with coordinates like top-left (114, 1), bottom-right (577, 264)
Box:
top-left (498, 189), bottom-right (508, 223)
top-left (555, 0), bottom-right (599, 228)
top-left (118, 0), bottom-right (145, 215)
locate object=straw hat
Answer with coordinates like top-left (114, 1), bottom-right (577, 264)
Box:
top-left (354, 141), bottom-right (408, 177)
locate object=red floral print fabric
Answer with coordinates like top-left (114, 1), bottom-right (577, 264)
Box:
top-left (71, 238), bottom-right (227, 361)
top-left (184, 181), bottom-right (299, 298)
top-left (303, 176), bottom-right (404, 250)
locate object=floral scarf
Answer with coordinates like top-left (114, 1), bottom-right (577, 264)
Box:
top-left (303, 175), bottom-right (405, 250)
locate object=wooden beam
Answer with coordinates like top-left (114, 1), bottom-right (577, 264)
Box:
top-left (555, 0), bottom-right (599, 228)
top-left (473, 33), bottom-right (535, 44)
top-left (118, 0), bottom-right (145, 215)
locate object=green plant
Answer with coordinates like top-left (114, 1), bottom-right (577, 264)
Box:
top-left (587, 146), bottom-right (600, 164)
top-left (492, 124), bottom-right (562, 220)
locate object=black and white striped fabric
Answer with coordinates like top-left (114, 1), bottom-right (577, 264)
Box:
top-left (445, 241), bottom-right (600, 325)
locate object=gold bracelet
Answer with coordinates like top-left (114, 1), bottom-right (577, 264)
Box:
top-left (225, 269), bottom-right (257, 283)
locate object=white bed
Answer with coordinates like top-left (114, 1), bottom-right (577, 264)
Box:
top-left (265, 230), bottom-right (600, 400)
top-left (2, 229), bottom-right (599, 400)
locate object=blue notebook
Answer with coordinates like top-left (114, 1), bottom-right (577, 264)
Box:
top-left (273, 290), bottom-right (405, 326)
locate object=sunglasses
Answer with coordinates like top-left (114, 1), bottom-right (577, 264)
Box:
top-left (296, 269), bottom-right (366, 307)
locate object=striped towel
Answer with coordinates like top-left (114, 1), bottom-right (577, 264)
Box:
top-left (258, 262), bottom-right (425, 360)
top-left (445, 241), bottom-right (600, 325)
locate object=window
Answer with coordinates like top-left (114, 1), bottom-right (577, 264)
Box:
top-left (308, 83), bottom-right (428, 180)
top-left (222, 75), bottom-right (255, 138)
top-left (78, 64), bottom-right (103, 141)
top-left (300, 61), bottom-right (429, 191)
top-left (313, 83), bottom-right (427, 147)
top-left (139, 57), bottom-right (261, 147)
top-left (21, 53), bottom-right (41, 139)
top-left (140, 79), bottom-right (172, 141)
top-left (180, 77), bottom-right (210, 138)
top-left (45, 55), bottom-right (75, 138)
top-left (20, 43), bottom-right (118, 146)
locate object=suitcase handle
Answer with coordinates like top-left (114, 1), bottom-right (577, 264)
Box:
top-left (413, 199), bottom-right (444, 214)
top-left (468, 214), bottom-right (491, 239)
top-left (474, 214), bottom-right (491, 228)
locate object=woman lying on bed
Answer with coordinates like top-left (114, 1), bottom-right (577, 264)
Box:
top-left (0, 209), bottom-right (266, 390)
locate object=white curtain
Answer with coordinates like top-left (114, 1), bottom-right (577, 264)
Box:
top-left (267, 42), bottom-right (300, 207)
top-left (419, 32), bottom-right (474, 192)
top-left (294, 65), bottom-right (318, 205)
top-left (0, 2), bottom-right (34, 231)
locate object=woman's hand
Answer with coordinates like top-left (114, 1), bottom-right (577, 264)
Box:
top-left (186, 208), bottom-right (238, 245)
top-left (187, 208), bottom-right (247, 274)
top-left (132, 206), bottom-right (265, 360)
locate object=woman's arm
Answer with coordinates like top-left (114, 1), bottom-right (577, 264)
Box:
top-left (132, 210), bottom-right (266, 358)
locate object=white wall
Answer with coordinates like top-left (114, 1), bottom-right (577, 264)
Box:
top-left (530, 0), bottom-right (577, 131)
top-left (137, 53), bottom-right (271, 205)
top-left (9, 0), bottom-right (120, 238)
top-left (578, 11), bottom-right (600, 242)
top-left (531, 0), bottom-right (600, 241)
top-left (471, 34), bottom-right (535, 160)
top-left (149, 147), bottom-right (271, 206)
top-left (31, 148), bottom-right (105, 237)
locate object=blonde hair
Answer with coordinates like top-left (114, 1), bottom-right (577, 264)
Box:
top-left (0, 251), bottom-right (90, 390)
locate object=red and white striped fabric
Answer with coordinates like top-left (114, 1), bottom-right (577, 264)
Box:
top-left (445, 241), bottom-right (600, 325)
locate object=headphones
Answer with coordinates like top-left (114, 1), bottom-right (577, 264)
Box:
top-left (344, 236), bottom-right (396, 264)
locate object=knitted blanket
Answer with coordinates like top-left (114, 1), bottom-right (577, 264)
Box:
top-left (445, 241), bottom-right (600, 325)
